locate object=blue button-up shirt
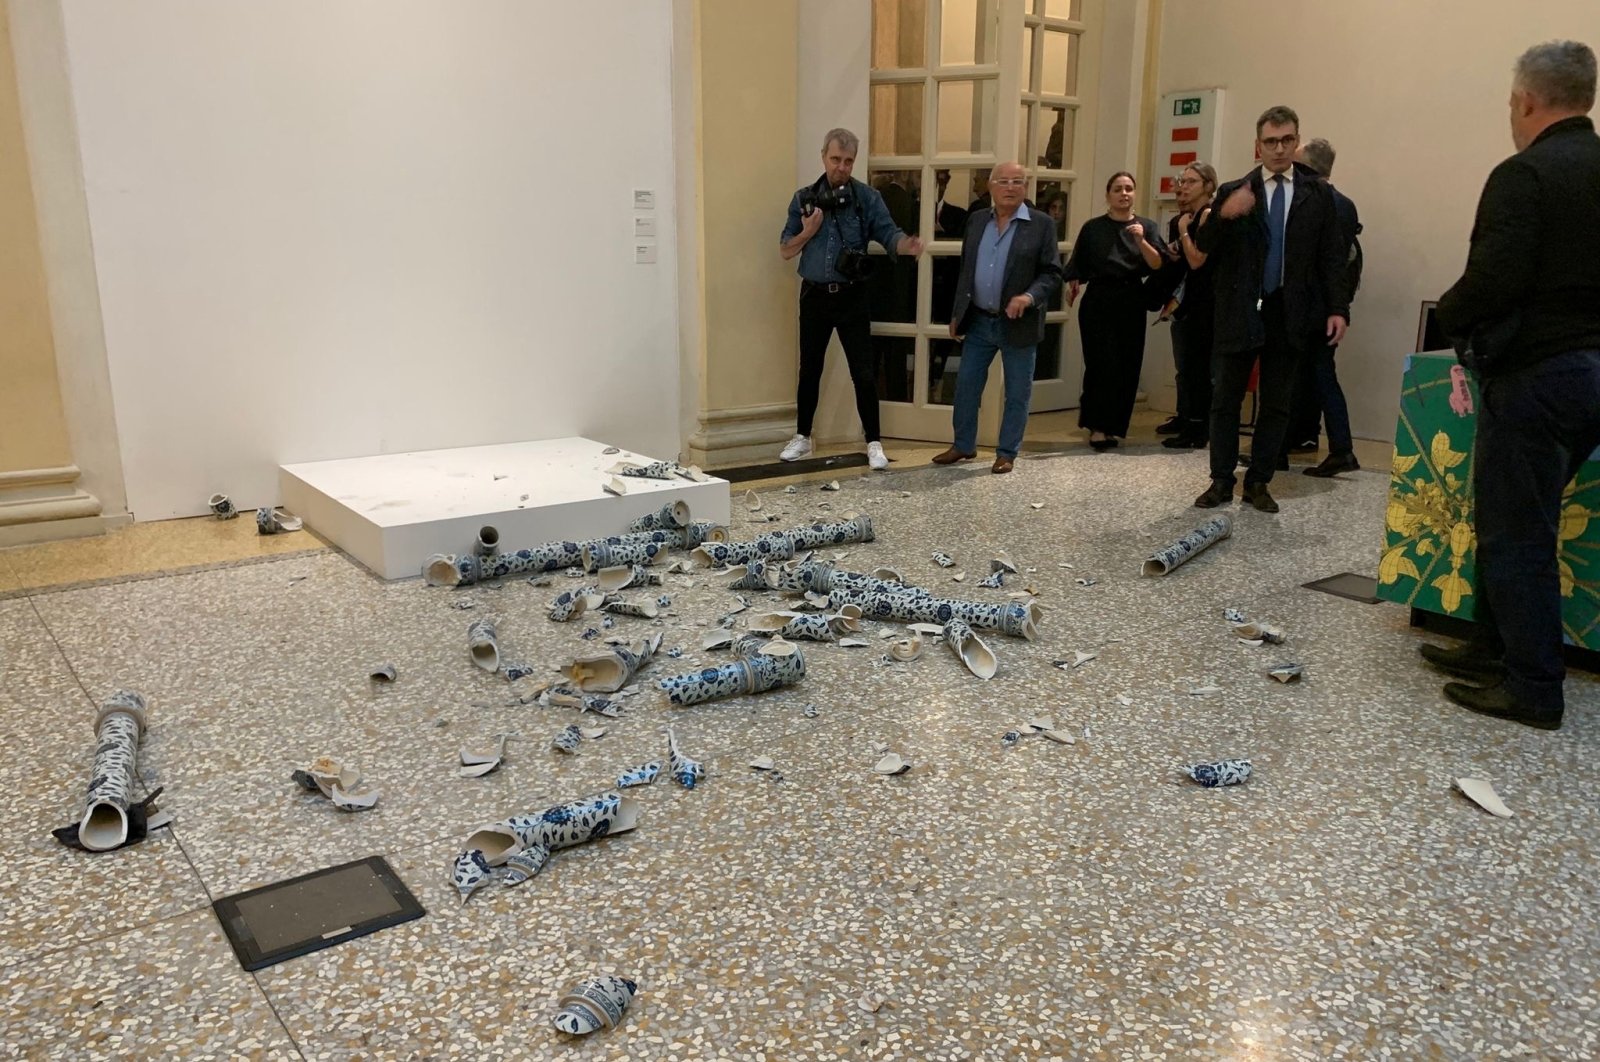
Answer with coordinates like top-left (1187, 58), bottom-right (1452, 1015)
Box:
top-left (973, 202), bottom-right (1032, 312)
top-left (781, 177), bottom-right (907, 284)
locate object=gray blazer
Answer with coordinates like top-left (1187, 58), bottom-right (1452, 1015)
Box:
top-left (950, 207), bottom-right (1063, 347)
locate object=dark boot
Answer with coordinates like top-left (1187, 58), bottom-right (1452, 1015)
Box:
top-left (1443, 679), bottom-right (1562, 731)
top-left (1420, 642), bottom-right (1505, 680)
top-left (1242, 483), bottom-right (1279, 513)
top-left (1194, 481), bottom-right (1233, 508)
top-left (1304, 452), bottom-right (1361, 478)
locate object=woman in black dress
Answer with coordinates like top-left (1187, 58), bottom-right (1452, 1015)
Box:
top-left (1063, 171), bottom-right (1165, 450)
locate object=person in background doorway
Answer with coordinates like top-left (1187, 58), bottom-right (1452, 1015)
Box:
top-left (1156, 161), bottom-right (1218, 450)
top-left (1063, 171), bottom-right (1165, 452)
top-left (1192, 105), bottom-right (1349, 513)
top-left (1426, 40), bottom-right (1600, 730)
top-left (1281, 138), bottom-right (1365, 477)
top-left (778, 128), bottom-right (923, 471)
top-left (933, 162), bottom-right (1063, 475)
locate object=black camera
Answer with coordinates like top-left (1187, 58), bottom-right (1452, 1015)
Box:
top-left (799, 184), bottom-right (853, 215)
top-left (835, 247), bottom-right (876, 281)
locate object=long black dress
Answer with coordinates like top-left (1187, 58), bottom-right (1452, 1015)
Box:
top-left (1064, 214), bottom-right (1163, 437)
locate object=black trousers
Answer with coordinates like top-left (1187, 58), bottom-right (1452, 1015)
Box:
top-left (1473, 348), bottom-right (1600, 713)
top-left (1077, 280), bottom-right (1147, 437)
top-left (1171, 310), bottom-right (1213, 439)
top-left (796, 281), bottom-right (879, 442)
top-left (1209, 293), bottom-right (1303, 487)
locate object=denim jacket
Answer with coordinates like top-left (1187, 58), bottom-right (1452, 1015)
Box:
top-left (780, 176), bottom-right (906, 284)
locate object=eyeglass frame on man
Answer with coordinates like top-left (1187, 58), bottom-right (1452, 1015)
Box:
top-left (1258, 133), bottom-right (1299, 151)
top-left (990, 177), bottom-right (1028, 187)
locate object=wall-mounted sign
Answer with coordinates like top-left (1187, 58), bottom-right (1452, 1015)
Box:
top-left (1152, 88), bottom-right (1224, 201)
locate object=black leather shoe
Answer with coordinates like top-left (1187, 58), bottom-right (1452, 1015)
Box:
top-left (1444, 679), bottom-right (1562, 730)
top-left (1162, 434), bottom-right (1208, 449)
top-left (1156, 416), bottom-right (1184, 435)
top-left (1242, 483), bottom-right (1279, 513)
top-left (1420, 642), bottom-right (1506, 680)
top-left (1304, 452), bottom-right (1361, 478)
top-left (1194, 481), bottom-right (1233, 508)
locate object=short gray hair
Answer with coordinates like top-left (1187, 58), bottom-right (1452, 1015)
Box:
top-left (822, 127), bottom-right (860, 156)
top-left (1300, 138), bottom-right (1336, 177)
top-left (1514, 40), bottom-right (1597, 111)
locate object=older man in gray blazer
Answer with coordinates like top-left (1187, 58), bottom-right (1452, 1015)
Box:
top-left (932, 162), bottom-right (1063, 474)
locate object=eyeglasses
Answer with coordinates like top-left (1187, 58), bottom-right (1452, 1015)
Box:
top-left (990, 178), bottom-right (1027, 187)
top-left (1259, 135), bottom-right (1299, 150)
top-left (1175, 176), bottom-right (1204, 186)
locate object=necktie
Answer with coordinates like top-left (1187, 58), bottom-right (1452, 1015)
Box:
top-left (1263, 175), bottom-right (1286, 295)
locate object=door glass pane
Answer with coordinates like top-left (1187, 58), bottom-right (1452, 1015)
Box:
top-left (871, 82), bottom-right (925, 156)
top-left (936, 78), bottom-right (997, 154)
top-left (872, 0), bottom-right (928, 70)
top-left (930, 167), bottom-right (991, 238)
top-left (940, 0), bottom-right (999, 66)
top-left (1041, 29), bottom-right (1080, 97)
top-left (1037, 105), bottom-right (1075, 170)
top-left (1040, 0), bottom-right (1083, 19)
top-left (868, 256), bottom-right (919, 324)
top-left (1036, 183), bottom-right (1070, 239)
top-left (873, 334), bottom-right (916, 402)
top-left (868, 169), bottom-right (924, 235)
top-left (928, 337), bottom-right (962, 406)
top-left (1019, 25), bottom-right (1037, 93)
top-left (930, 249), bottom-right (961, 323)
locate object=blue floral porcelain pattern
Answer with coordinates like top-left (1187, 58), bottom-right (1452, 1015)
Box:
top-left (615, 761), bottom-right (661, 788)
top-left (553, 975), bottom-right (639, 1035)
top-left (1185, 759), bottom-right (1253, 787)
top-left (1142, 515), bottom-right (1233, 576)
top-left (466, 618), bottom-right (500, 671)
top-left (452, 791), bottom-right (637, 901)
top-left (657, 644), bottom-right (807, 705)
top-left (77, 690), bottom-right (149, 851)
top-left (551, 724), bottom-right (583, 754)
top-left (627, 502), bottom-right (690, 533)
top-left (666, 730), bottom-right (704, 789)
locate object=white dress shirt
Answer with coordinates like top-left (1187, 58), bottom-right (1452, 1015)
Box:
top-left (1258, 165), bottom-right (1294, 225)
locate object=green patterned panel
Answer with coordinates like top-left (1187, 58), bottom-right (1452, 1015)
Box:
top-left (1377, 352), bottom-right (1600, 649)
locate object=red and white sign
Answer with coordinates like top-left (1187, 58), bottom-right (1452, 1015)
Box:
top-left (1152, 88), bottom-right (1224, 201)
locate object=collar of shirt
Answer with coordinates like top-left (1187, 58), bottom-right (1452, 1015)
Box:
top-left (989, 201), bottom-right (1033, 227)
top-left (1258, 165), bottom-right (1294, 191)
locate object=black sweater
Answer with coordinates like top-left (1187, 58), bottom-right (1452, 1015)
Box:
top-left (1438, 116), bottom-right (1600, 376)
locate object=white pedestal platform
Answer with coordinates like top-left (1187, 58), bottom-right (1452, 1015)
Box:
top-left (280, 438), bottom-right (731, 580)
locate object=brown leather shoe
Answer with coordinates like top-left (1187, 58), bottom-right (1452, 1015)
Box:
top-left (932, 447), bottom-right (976, 465)
top-left (991, 457), bottom-right (1014, 474)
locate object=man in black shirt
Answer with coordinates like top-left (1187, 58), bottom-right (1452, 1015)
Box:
top-left (1427, 40), bottom-right (1600, 730)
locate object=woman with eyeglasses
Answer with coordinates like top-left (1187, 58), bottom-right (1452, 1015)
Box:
top-left (1159, 161), bottom-right (1219, 449)
top-left (1064, 171), bottom-right (1165, 451)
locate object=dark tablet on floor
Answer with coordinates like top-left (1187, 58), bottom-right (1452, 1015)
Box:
top-left (213, 855), bottom-right (425, 971)
top-left (1302, 572), bottom-right (1380, 604)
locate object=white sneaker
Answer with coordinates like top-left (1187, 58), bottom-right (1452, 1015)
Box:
top-left (867, 441), bottom-right (888, 470)
top-left (779, 434), bottom-right (813, 462)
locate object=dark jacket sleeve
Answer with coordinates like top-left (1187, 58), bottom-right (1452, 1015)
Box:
top-left (1193, 179), bottom-right (1247, 256)
top-left (1061, 220), bottom-right (1092, 281)
top-left (1024, 222), bottom-right (1063, 308)
top-left (1318, 184), bottom-right (1351, 322)
top-left (1438, 157), bottom-right (1542, 340)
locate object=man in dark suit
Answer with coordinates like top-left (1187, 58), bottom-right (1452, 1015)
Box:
top-left (1425, 40), bottom-right (1600, 730)
top-left (1192, 105), bottom-right (1350, 513)
top-left (932, 161), bottom-right (1062, 475)
top-left (1283, 137), bottom-right (1365, 478)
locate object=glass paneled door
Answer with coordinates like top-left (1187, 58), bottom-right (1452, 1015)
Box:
top-left (868, 0), bottom-right (1101, 442)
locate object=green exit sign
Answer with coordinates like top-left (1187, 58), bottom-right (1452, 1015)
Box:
top-left (1174, 98), bottom-right (1203, 116)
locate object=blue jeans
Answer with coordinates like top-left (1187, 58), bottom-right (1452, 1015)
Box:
top-left (1473, 348), bottom-right (1600, 713)
top-left (952, 313), bottom-right (1036, 459)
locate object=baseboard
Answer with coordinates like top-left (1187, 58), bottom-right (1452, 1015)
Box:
top-left (684, 401), bottom-right (799, 468)
top-left (0, 464), bottom-right (108, 542)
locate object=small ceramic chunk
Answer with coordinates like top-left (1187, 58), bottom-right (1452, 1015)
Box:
top-left (617, 761), bottom-right (662, 788)
top-left (874, 752), bottom-right (911, 775)
top-left (1185, 759), bottom-right (1252, 788)
top-left (887, 636), bottom-right (924, 662)
top-left (932, 551), bottom-right (956, 568)
top-left (1455, 777), bottom-right (1513, 818)
top-left (602, 476), bottom-right (628, 496)
top-left (978, 570), bottom-right (1005, 589)
top-left (667, 728), bottom-right (704, 789)
top-left (749, 756), bottom-right (777, 771)
top-left (943, 619), bottom-right (998, 680)
top-left (368, 664), bottom-right (398, 682)
top-left (553, 975), bottom-right (639, 1036)
top-left (858, 990), bottom-right (889, 1013)
top-left (551, 724), bottom-right (583, 754)
top-left (991, 551), bottom-right (1019, 574)
top-left (1268, 663), bottom-right (1304, 683)
top-left (467, 618), bottom-right (501, 672)
top-left (821, 480), bottom-right (840, 491)
top-left (459, 733), bottom-right (513, 778)
top-left (293, 755), bottom-right (379, 810)
top-left (256, 507), bottom-right (304, 535)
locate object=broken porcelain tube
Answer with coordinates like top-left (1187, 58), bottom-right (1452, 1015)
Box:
top-left (1141, 515), bottom-right (1233, 576)
top-left (828, 584), bottom-right (1041, 640)
top-left (255, 507), bottom-right (303, 535)
top-left (691, 532), bottom-right (797, 569)
top-left (627, 500), bottom-right (691, 533)
top-left (550, 587), bottom-right (606, 623)
top-left (666, 728), bottom-right (704, 788)
top-left (425, 540), bottom-right (587, 587)
top-left (942, 618), bottom-right (998, 680)
top-left (562, 633), bottom-right (664, 693)
top-left (77, 690), bottom-right (149, 852)
top-left (475, 525), bottom-right (500, 558)
top-left (467, 618), bottom-right (501, 672)
top-left (207, 493), bottom-right (237, 520)
top-left (452, 790), bottom-right (641, 901)
top-left (582, 535), bottom-right (669, 573)
top-left (658, 639), bottom-right (807, 705)
top-left (725, 561), bottom-right (778, 592)
top-left (786, 514), bottom-right (875, 550)
top-left (554, 976), bottom-right (640, 1036)
top-left (598, 564), bottom-right (659, 593)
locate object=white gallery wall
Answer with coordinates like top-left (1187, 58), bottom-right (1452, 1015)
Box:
top-left (1151, 0), bottom-right (1599, 442)
top-left (58, 2), bottom-right (680, 519)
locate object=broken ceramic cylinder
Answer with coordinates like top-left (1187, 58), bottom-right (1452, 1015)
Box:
top-left (627, 500), bottom-right (692, 533)
top-left (598, 564), bottom-right (659, 593)
top-left (550, 586), bottom-right (606, 623)
top-left (502, 843), bottom-right (552, 885)
top-left (424, 540), bottom-right (587, 587)
top-left (610, 459), bottom-right (679, 480)
top-left (582, 536), bottom-right (668, 573)
top-left (732, 633), bottom-right (770, 658)
top-left (725, 561), bottom-right (777, 592)
top-left (657, 640), bottom-right (807, 705)
top-left (553, 975), bottom-right (640, 1036)
top-left (616, 761), bottom-right (662, 788)
top-left (603, 600), bottom-right (660, 619)
top-left (453, 791), bottom-right (641, 900)
top-left (666, 729), bottom-right (704, 788)
top-left (475, 525), bottom-right (500, 558)
top-left (1141, 515), bottom-right (1233, 576)
top-left (786, 514), bottom-right (875, 550)
top-left (77, 690), bottom-right (149, 852)
top-left (467, 618), bottom-right (501, 672)
top-left (748, 611), bottom-right (835, 641)
top-left (691, 532), bottom-right (797, 569)
top-left (563, 633), bottom-right (663, 693)
top-left (1185, 759), bottom-right (1253, 788)
top-left (255, 507), bottom-right (303, 535)
top-left (551, 724), bottom-right (583, 754)
top-left (943, 618), bottom-right (998, 680)
top-left (207, 493), bottom-right (237, 520)
top-left (828, 584), bottom-right (1041, 640)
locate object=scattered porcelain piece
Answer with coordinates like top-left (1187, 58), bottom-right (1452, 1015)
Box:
top-left (1001, 730), bottom-right (1022, 747)
top-left (887, 636), bottom-right (924, 662)
top-left (858, 991), bottom-right (889, 1013)
top-left (553, 975), bottom-right (639, 1036)
top-left (1115, 694), bottom-right (1134, 707)
top-left (749, 757), bottom-right (776, 771)
top-left (1026, 717), bottom-right (1057, 732)
top-left (1231, 618), bottom-right (1287, 644)
top-left (932, 551), bottom-right (956, 568)
top-left (1269, 663), bottom-right (1304, 683)
top-left (821, 480), bottom-right (840, 491)
top-left (602, 446), bottom-right (621, 454)
top-left (369, 664), bottom-right (397, 682)
top-left (1142, 515), bottom-right (1233, 576)
top-left (874, 753), bottom-right (911, 775)
top-left (991, 552), bottom-right (1019, 575)
top-left (838, 637), bottom-right (871, 648)
top-left (702, 630), bottom-right (736, 651)
top-left (784, 485), bottom-right (798, 494)
top-left (666, 729), bottom-right (704, 789)
top-left (1188, 685), bottom-right (1224, 697)
top-left (978, 570), bottom-right (1005, 589)
top-left (602, 476), bottom-right (629, 496)
top-left (450, 599), bottom-right (476, 610)
top-left (943, 618), bottom-right (998, 680)
top-left (746, 491), bottom-right (763, 512)
top-left (467, 618), bottom-right (501, 672)
top-left (1222, 607), bottom-right (1247, 624)
top-left (616, 761), bottom-right (661, 788)
top-left (1030, 502), bottom-right (1045, 510)
top-left (1185, 759), bottom-right (1252, 787)
top-left (802, 703), bottom-right (819, 718)
top-left (459, 733), bottom-right (513, 778)
top-left (580, 726), bottom-right (609, 740)
top-left (551, 724), bottom-right (582, 754)
top-left (256, 507), bottom-right (304, 535)
top-left (1038, 728), bottom-right (1076, 745)
top-left (1455, 777), bottom-right (1513, 818)
top-left (952, 572), bottom-right (967, 583)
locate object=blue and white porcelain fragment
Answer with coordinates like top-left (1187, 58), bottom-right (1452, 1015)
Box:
top-left (1185, 759), bottom-right (1253, 788)
top-left (553, 975), bottom-right (639, 1036)
top-left (1141, 515), bottom-right (1232, 576)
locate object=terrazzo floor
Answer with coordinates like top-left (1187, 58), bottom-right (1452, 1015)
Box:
top-left (6, 442), bottom-right (1600, 1060)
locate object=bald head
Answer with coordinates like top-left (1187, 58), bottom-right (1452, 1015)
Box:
top-left (990, 162), bottom-right (1025, 182)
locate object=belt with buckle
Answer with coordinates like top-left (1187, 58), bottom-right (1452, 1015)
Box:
top-left (806, 279), bottom-right (857, 294)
